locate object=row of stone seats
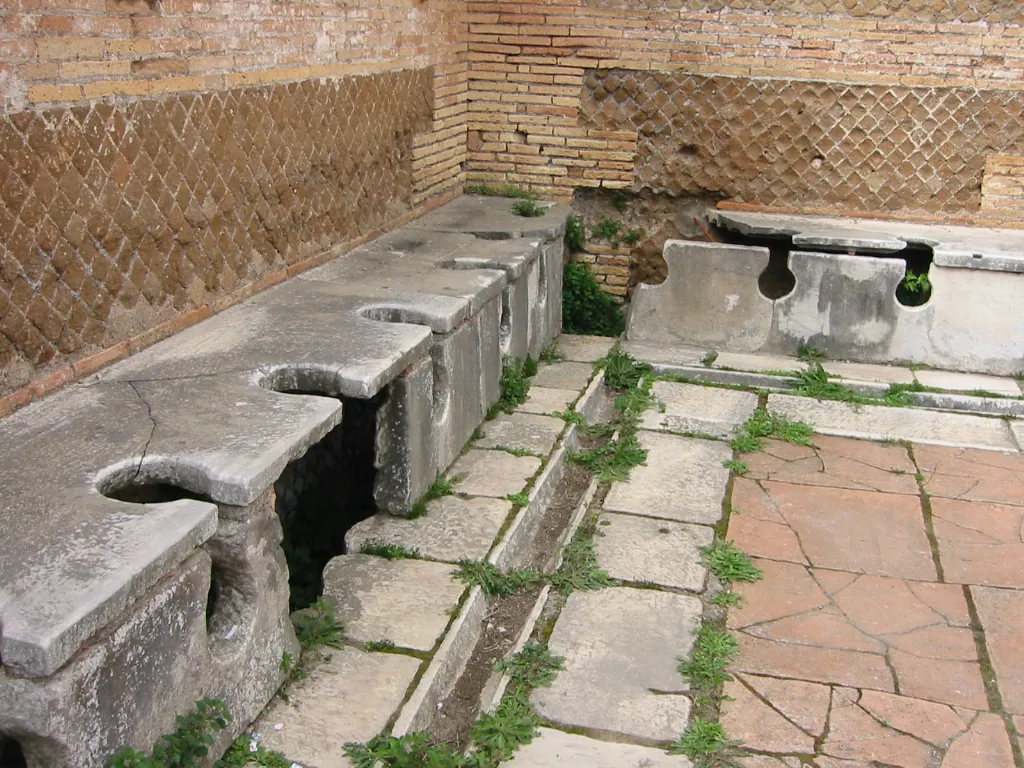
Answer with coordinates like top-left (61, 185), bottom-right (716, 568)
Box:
top-left (0, 195), bottom-right (569, 767)
top-left (628, 209), bottom-right (1024, 376)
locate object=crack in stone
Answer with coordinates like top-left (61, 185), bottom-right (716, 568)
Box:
top-left (736, 672), bottom-right (823, 741)
top-left (127, 380), bottom-right (157, 486)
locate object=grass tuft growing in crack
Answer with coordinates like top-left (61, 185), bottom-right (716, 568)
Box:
top-left (454, 561), bottom-right (545, 598)
top-left (570, 432), bottom-right (647, 482)
top-left (364, 639), bottom-right (396, 652)
top-left (539, 341), bottom-right (565, 363)
top-left (410, 474), bottom-right (457, 517)
top-left (722, 459), bottom-right (749, 475)
top-left (506, 491), bottom-right (530, 506)
top-left (701, 540), bottom-right (763, 584)
top-left (550, 526), bottom-right (613, 595)
top-left (710, 591), bottom-right (743, 608)
top-left (360, 539), bottom-right (421, 560)
top-left (489, 356), bottom-right (534, 418)
top-left (553, 409), bottom-right (615, 438)
top-left (495, 642), bottom-right (565, 688)
top-left (678, 625), bottom-right (739, 690)
top-left (601, 348), bottom-right (652, 389)
top-left (470, 695), bottom-right (537, 762)
top-left (669, 719), bottom-right (744, 767)
top-left (294, 596), bottom-right (345, 654)
top-left (344, 733), bottom-right (465, 768)
top-left (730, 407), bottom-right (813, 454)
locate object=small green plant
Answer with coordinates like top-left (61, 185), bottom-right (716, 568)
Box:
top-left (701, 351), bottom-right (719, 367)
top-left (217, 732), bottom-right (291, 767)
top-left (552, 409), bottom-right (616, 437)
top-left (344, 733), bottom-right (466, 768)
top-left (730, 408), bottom-right (814, 453)
top-left (678, 625), bottom-right (739, 690)
top-left (622, 228), bottom-right (644, 246)
top-left (562, 262), bottom-right (626, 337)
top-left (496, 446), bottom-right (537, 458)
top-left (701, 540), bottom-right (763, 584)
top-left (539, 341), bottom-right (564, 362)
top-left (710, 591), bottom-right (743, 607)
top-left (591, 217), bottom-right (623, 241)
top-left (565, 215), bottom-right (585, 252)
top-left (550, 528), bottom-right (614, 595)
top-left (454, 561), bottom-right (544, 597)
top-left (506, 491), bottom-right (530, 506)
top-left (365, 639), bottom-right (396, 652)
top-left (359, 539), bottom-right (421, 560)
top-left (522, 355), bottom-right (539, 378)
top-left (294, 596), bottom-right (345, 653)
top-left (611, 190), bottom-right (629, 212)
top-left (897, 270), bottom-right (932, 306)
top-left (491, 356), bottom-right (532, 416)
top-left (279, 651), bottom-right (293, 673)
top-left (722, 459), bottom-right (749, 475)
top-left (471, 695), bottom-right (538, 762)
top-left (466, 184), bottom-right (536, 200)
top-left (110, 698), bottom-right (231, 768)
top-left (426, 474), bottom-right (456, 500)
top-left (495, 642), bottom-right (566, 689)
top-left (571, 432), bottom-right (648, 482)
top-left (669, 719), bottom-right (743, 765)
top-left (511, 199), bottom-right (544, 217)
top-left (797, 343), bottom-right (826, 363)
top-left (602, 349), bottom-right (652, 390)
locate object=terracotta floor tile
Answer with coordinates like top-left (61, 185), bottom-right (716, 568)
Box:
top-left (742, 673), bottom-right (831, 737)
top-left (730, 561), bottom-right (985, 708)
top-left (750, 481), bottom-right (936, 580)
top-left (971, 586), bottom-right (1024, 715)
top-left (721, 679), bottom-right (815, 754)
top-left (933, 497), bottom-right (1024, 587)
top-left (747, 436), bottom-right (919, 495)
top-left (916, 445), bottom-right (1024, 507)
top-left (940, 712), bottom-right (1015, 767)
top-left (824, 688), bottom-right (938, 767)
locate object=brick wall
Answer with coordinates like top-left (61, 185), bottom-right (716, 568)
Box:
top-left (464, 0), bottom-right (1024, 218)
top-left (0, 0), bottom-right (469, 400)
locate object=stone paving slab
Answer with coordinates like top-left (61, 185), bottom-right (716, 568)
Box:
top-left (255, 647), bottom-right (421, 768)
top-left (532, 586), bottom-right (701, 742)
top-left (556, 334), bottom-right (617, 363)
top-left (475, 412), bottom-right (564, 456)
top-left (933, 498), bottom-right (1024, 587)
top-left (641, 380), bottom-right (759, 438)
top-left (915, 369), bottom-right (1022, 396)
top-left (449, 449), bottom-right (541, 498)
top-left (344, 496), bottom-right (511, 563)
top-left (620, 340), bottom-right (707, 368)
top-left (604, 431), bottom-right (732, 525)
top-left (519, 386), bottom-right (579, 415)
top-left (714, 351), bottom-right (802, 374)
top-left (767, 393), bottom-right (1017, 452)
top-left (322, 555), bottom-right (465, 651)
top-left (824, 360), bottom-right (916, 385)
top-left (507, 728), bottom-right (692, 767)
top-left (594, 512), bottom-right (713, 591)
top-left (744, 436), bottom-right (919, 495)
top-left (911, 444), bottom-right (1024, 506)
top-left (531, 361), bottom-right (594, 390)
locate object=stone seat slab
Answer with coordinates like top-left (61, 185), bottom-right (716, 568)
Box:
top-left (255, 647), bottom-right (421, 768)
top-left (411, 194), bottom-right (571, 241)
top-left (641, 380), bottom-right (759, 438)
top-left (323, 555), bottom-right (465, 652)
top-left (767, 394), bottom-right (1017, 452)
top-left (475, 412), bottom-right (564, 456)
top-left (604, 431), bottom-right (732, 524)
top-left (99, 279), bottom-right (433, 399)
top-left (531, 586), bottom-right (702, 742)
top-left (0, 383), bottom-right (223, 677)
top-left (344, 496), bottom-right (511, 563)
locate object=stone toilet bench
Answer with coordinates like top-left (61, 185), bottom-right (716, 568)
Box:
top-left (628, 209), bottom-right (1024, 376)
top-left (0, 196), bottom-right (568, 767)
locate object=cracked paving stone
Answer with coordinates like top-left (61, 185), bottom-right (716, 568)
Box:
top-left (915, 445), bottom-right (1024, 507)
top-left (531, 361), bottom-right (594, 390)
top-left (639, 380), bottom-right (759, 438)
top-left (475, 411), bottom-right (563, 456)
top-left (531, 586), bottom-right (701, 742)
top-left (507, 727), bottom-right (692, 767)
top-left (555, 333), bottom-right (617, 363)
top-left (720, 677), bottom-right (820, 753)
top-left (728, 477), bottom-right (936, 580)
top-left (932, 498), bottom-right (1024, 587)
top-left (449, 448), bottom-right (541, 498)
top-left (745, 436), bottom-right (919, 495)
top-left (593, 512), bottom-right (714, 591)
top-left (519, 386), bottom-right (579, 415)
top-left (728, 559), bottom-right (987, 707)
top-left (970, 586), bottom-right (1024, 715)
top-left (603, 431), bottom-right (731, 524)
top-left (823, 688), bottom-right (940, 767)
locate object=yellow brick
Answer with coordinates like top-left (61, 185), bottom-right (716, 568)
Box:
top-left (27, 83), bottom-right (83, 103)
top-left (37, 37), bottom-right (106, 61)
top-left (60, 59), bottom-right (132, 78)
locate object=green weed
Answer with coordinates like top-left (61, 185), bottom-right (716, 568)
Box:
top-left (622, 228), bottom-right (644, 246)
top-left (454, 561), bottom-right (544, 598)
top-left (539, 341), bottom-right (564, 363)
top-left (551, 528), bottom-right (614, 595)
top-left (294, 596), bottom-right (345, 654)
top-left (495, 642), bottom-right (565, 689)
top-left (562, 262), bottom-right (626, 336)
top-left (730, 408), bottom-right (813, 453)
top-left (710, 591), bottom-right (743, 607)
top-left (110, 698), bottom-right (231, 768)
top-left (701, 540), bottom-right (763, 584)
top-left (471, 695), bottom-right (538, 762)
top-left (701, 351), bottom-right (719, 367)
top-left (344, 733), bottom-right (466, 768)
top-left (365, 639), bottom-right (396, 652)
top-left (591, 217), bottom-right (623, 241)
top-left (565, 216), bottom-right (585, 252)
top-left (491, 356), bottom-right (532, 416)
top-left (669, 719), bottom-right (743, 766)
top-left (570, 432), bottom-right (647, 482)
top-left (522, 355), bottom-right (539, 377)
top-left (217, 733), bottom-right (291, 768)
top-left (797, 344), bottom-right (826, 362)
top-left (722, 459), bottom-right (749, 475)
top-left (678, 625), bottom-right (739, 690)
top-left (506, 491), bottom-right (530, 506)
top-left (897, 270), bottom-right (931, 306)
top-left (466, 184), bottom-right (536, 200)
top-left (511, 199), bottom-right (543, 217)
top-left (360, 539), bottom-right (421, 560)
top-left (602, 348), bottom-right (652, 390)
